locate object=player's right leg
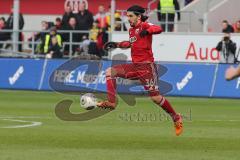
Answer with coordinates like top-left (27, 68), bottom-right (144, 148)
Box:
top-left (97, 67), bottom-right (117, 109)
top-left (97, 63), bottom-right (136, 109)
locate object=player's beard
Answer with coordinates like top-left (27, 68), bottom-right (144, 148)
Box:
top-left (129, 19), bottom-right (141, 27)
top-left (129, 21), bottom-right (135, 27)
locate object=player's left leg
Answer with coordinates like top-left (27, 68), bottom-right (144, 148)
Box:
top-left (139, 63), bottom-right (183, 136)
top-left (97, 67), bottom-right (117, 109)
top-left (97, 63), bottom-right (137, 109)
top-left (150, 93), bottom-right (183, 136)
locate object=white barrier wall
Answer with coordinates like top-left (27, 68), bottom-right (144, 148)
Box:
top-left (112, 32), bottom-right (240, 63)
top-left (207, 0), bottom-right (240, 32)
top-left (177, 0), bottom-right (224, 32)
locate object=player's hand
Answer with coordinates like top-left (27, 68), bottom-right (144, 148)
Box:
top-left (103, 42), bottom-right (118, 51)
top-left (139, 30), bottom-right (149, 38)
top-left (225, 65), bottom-right (237, 81)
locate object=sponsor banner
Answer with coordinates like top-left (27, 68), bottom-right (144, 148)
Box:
top-left (43, 59), bottom-right (145, 94)
top-left (160, 63), bottom-right (216, 97)
top-left (111, 33), bottom-right (240, 63)
top-left (38, 59), bottom-right (67, 91)
top-left (0, 58), bottom-right (239, 98)
top-left (0, 58), bottom-right (44, 90)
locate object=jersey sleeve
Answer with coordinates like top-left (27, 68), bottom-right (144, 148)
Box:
top-left (116, 29), bottom-right (132, 48)
top-left (118, 41), bottom-right (131, 48)
top-left (145, 22), bottom-right (162, 34)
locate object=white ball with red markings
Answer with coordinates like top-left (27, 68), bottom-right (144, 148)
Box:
top-left (80, 93), bottom-right (97, 110)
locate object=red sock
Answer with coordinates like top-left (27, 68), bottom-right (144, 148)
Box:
top-left (158, 97), bottom-right (179, 122)
top-left (106, 77), bottom-right (116, 103)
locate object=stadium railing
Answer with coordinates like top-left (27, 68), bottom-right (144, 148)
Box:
top-left (116, 9), bottom-right (199, 32)
top-left (0, 9), bottom-right (209, 58)
top-left (0, 29), bottom-right (109, 59)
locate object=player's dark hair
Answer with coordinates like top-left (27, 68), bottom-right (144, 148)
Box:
top-left (127, 5), bottom-right (148, 22)
top-left (140, 15), bottom-right (149, 22)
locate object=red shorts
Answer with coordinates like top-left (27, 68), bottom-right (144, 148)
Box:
top-left (112, 62), bottom-right (160, 96)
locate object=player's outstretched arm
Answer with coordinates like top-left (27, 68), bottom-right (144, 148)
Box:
top-left (117, 41), bottom-right (131, 49)
top-left (104, 41), bottom-right (131, 51)
top-left (225, 65), bottom-right (240, 80)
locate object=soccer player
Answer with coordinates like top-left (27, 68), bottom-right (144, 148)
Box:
top-left (97, 5), bottom-right (183, 136)
top-left (225, 65), bottom-right (240, 80)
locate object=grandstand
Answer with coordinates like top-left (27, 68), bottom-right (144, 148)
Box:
top-left (0, 0), bottom-right (240, 160)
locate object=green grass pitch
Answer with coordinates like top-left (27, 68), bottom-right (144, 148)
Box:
top-left (0, 90), bottom-right (240, 160)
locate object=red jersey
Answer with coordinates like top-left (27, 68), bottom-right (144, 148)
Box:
top-left (129, 22), bottom-right (162, 63)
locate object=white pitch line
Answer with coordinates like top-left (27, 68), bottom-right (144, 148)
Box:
top-left (211, 120), bottom-right (240, 122)
top-left (0, 119), bottom-right (42, 129)
top-left (192, 120), bottom-right (240, 122)
top-left (0, 116), bottom-right (51, 119)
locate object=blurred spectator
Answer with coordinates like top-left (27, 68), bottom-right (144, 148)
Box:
top-left (41, 21), bottom-right (50, 32)
top-left (106, 5), bottom-right (121, 19)
top-left (0, 17), bottom-right (6, 29)
top-left (72, 1), bottom-right (79, 14)
top-left (79, 35), bottom-right (91, 54)
top-left (157, 0), bottom-right (180, 32)
top-left (55, 17), bottom-right (62, 30)
top-left (222, 20), bottom-right (234, 33)
top-left (233, 20), bottom-right (240, 33)
top-left (114, 17), bottom-right (127, 31)
top-left (0, 17), bottom-right (11, 50)
top-left (45, 36), bottom-right (63, 59)
top-left (62, 16), bottom-right (81, 54)
top-left (87, 27), bottom-right (108, 58)
top-left (43, 26), bottom-right (62, 54)
top-left (216, 33), bottom-right (237, 63)
top-left (185, 0), bottom-right (194, 6)
top-left (62, 4), bottom-right (74, 28)
top-left (106, 5), bottom-right (127, 31)
top-left (28, 21), bottom-right (49, 53)
top-left (96, 27), bottom-right (108, 57)
top-left (6, 6), bottom-right (25, 52)
top-left (89, 21), bottom-right (99, 42)
top-left (94, 4), bottom-right (109, 29)
top-left (6, 7), bottom-right (24, 30)
top-left (48, 21), bottom-right (55, 28)
top-left (74, 2), bottom-right (93, 40)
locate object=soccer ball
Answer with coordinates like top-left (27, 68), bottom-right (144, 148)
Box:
top-left (80, 93), bottom-right (97, 110)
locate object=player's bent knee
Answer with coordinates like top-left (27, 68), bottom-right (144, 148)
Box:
top-left (150, 95), bottom-right (163, 104)
top-left (106, 67), bottom-right (116, 78)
